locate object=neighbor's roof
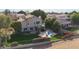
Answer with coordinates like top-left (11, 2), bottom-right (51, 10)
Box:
top-left (25, 14), bottom-right (34, 19)
top-left (56, 19), bottom-right (71, 25)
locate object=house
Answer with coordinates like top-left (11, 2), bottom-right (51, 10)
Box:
top-left (47, 13), bottom-right (72, 29)
top-left (17, 14), bottom-right (43, 34)
top-left (55, 13), bottom-right (72, 28)
top-left (8, 12), bottom-right (26, 21)
top-left (16, 14), bottom-right (26, 19)
top-left (7, 12), bottom-right (18, 21)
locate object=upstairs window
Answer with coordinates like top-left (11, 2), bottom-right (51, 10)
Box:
top-left (26, 23), bottom-right (29, 26)
top-left (36, 21), bottom-right (40, 24)
top-left (59, 16), bottom-right (66, 19)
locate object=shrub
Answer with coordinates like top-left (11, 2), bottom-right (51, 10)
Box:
top-left (32, 37), bottom-right (50, 43)
top-left (11, 42), bottom-right (18, 47)
top-left (11, 22), bottom-right (21, 34)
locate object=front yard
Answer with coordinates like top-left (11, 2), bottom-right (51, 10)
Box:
top-left (6, 30), bottom-right (72, 47)
top-left (7, 34), bottom-right (39, 46)
top-left (7, 33), bottom-right (63, 47)
top-left (50, 35), bottom-right (63, 41)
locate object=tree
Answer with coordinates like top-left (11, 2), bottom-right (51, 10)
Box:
top-left (11, 22), bottom-right (21, 34)
top-left (31, 9), bottom-right (46, 20)
top-left (69, 11), bottom-right (77, 15)
top-left (45, 18), bottom-right (61, 33)
top-left (65, 12), bottom-right (68, 14)
top-left (4, 9), bottom-right (11, 15)
top-left (17, 10), bottom-right (26, 15)
top-left (70, 13), bottom-right (79, 25)
top-left (0, 14), bottom-right (14, 47)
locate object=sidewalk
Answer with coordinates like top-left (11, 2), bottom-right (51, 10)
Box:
top-left (7, 41), bottom-right (51, 49)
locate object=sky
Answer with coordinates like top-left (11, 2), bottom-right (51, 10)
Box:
top-left (0, 0), bottom-right (79, 12)
top-left (0, 9), bottom-right (79, 13)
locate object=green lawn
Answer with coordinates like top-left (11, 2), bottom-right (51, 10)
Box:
top-left (50, 35), bottom-right (63, 41)
top-left (7, 33), bottom-right (63, 47)
top-left (66, 27), bottom-right (79, 32)
top-left (8, 34), bottom-right (38, 45)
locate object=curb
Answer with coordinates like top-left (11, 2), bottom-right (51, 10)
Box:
top-left (4, 39), bottom-right (62, 49)
top-left (6, 41), bottom-right (52, 49)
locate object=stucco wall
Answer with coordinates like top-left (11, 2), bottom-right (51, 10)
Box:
top-left (21, 16), bottom-right (42, 32)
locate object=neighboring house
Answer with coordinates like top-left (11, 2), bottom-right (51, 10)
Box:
top-left (17, 14), bottom-right (43, 34)
top-left (16, 14), bottom-right (26, 19)
top-left (9, 12), bottom-right (26, 21)
top-left (8, 12), bottom-right (18, 21)
top-left (47, 13), bottom-right (72, 28)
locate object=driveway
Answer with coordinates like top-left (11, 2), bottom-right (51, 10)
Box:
top-left (49, 38), bottom-right (79, 49)
top-left (30, 38), bottom-right (79, 49)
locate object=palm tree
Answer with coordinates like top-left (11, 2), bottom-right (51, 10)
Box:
top-left (0, 14), bottom-right (15, 47)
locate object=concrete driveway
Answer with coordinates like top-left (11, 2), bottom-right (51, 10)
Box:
top-left (30, 38), bottom-right (79, 49)
top-left (49, 38), bottom-right (79, 49)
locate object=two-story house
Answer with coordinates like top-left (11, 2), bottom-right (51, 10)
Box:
top-left (17, 14), bottom-right (43, 34)
top-left (47, 13), bottom-right (72, 29)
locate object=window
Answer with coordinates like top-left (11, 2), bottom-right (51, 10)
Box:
top-left (69, 23), bottom-right (71, 25)
top-left (30, 27), bottom-right (33, 31)
top-left (66, 24), bottom-right (68, 27)
top-left (66, 19), bottom-right (70, 21)
top-left (36, 21), bottom-right (40, 24)
top-left (26, 23), bottom-right (29, 26)
top-left (27, 23), bottom-right (29, 25)
top-left (34, 22), bottom-right (35, 24)
top-left (24, 28), bottom-right (27, 31)
top-left (60, 16), bottom-right (65, 18)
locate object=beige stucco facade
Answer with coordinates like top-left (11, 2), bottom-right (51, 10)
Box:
top-left (47, 13), bottom-right (72, 28)
top-left (18, 14), bottom-right (43, 33)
